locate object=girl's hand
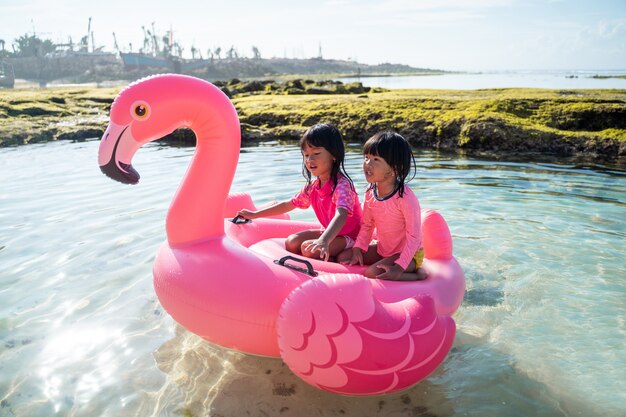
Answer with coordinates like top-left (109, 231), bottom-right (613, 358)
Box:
top-left (376, 263), bottom-right (404, 281)
top-left (236, 209), bottom-right (257, 220)
top-left (304, 238), bottom-right (331, 261)
top-left (348, 247), bottom-right (364, 266)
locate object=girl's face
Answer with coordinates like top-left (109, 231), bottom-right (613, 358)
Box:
top-left (363, 153), bottom-right (394, 184)
top-left (302, 143), bottom-right (335, 180)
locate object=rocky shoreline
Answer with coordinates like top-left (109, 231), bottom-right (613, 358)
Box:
top-left (1, 79), bottom-right (625, 164)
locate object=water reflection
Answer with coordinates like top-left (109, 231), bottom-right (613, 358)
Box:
top-left (39, 326), bottom-right (123, 409)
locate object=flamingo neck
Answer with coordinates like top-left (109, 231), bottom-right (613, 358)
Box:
top-left (165, 95), bottom-right (240, 247)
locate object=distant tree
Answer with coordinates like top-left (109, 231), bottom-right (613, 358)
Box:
top-left (226, 46), bottom-right (237, 59)
top-left (12, 34), bottom-right (55, 57)
top-left (79, 35), bottom-right (89, 52)
top-left (173, 43), bottom-right (184, 58)
top-left (191, 46), bottom-right (197, 59)
top-left (0, 39), bottom-right (9, 58)
top-left (146, 29), bottom-right (156, 55)
top-left (112, 33), bottom-right (119, 53)
top-left (150, 22), bottom-right (159, 55)
top-left (252, 46), bottom-right (261, 60)
top-left (140, 26), bottom-right (150, 54)
top-left (214, 47), bottom-right (222, 59)
top-left (162, 34), bottom-right (171, 56)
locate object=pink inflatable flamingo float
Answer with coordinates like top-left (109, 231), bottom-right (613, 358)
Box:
top-left (98, 74), bottom-right (465, 395)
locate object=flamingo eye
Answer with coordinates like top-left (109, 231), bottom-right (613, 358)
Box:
top-left (130, 101), bottom-right (151, 121)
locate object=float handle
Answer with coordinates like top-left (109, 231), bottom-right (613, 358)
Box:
top-left (230, 215), bottom-right (252, 224)
top-left (274, 256), bottom-right (318, 277)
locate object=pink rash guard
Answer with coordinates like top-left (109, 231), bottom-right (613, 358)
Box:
top-left (291, 174), bottom-right (362, 239)
top-left (354, 184), bottom-right (422, 269)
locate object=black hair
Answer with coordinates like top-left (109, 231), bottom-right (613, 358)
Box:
top-left (363, 131), bottom-right (416, 197)
top-left (299, 123), bottom-right (354, 193)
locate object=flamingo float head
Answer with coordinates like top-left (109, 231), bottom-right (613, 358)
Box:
top-left (99, 75), bottom-right (173, 184)
top-left (98, 74), bottom-right (238, 185)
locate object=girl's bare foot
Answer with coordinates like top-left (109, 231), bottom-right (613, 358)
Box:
top-left (415, 268), bottom-right (428, 281)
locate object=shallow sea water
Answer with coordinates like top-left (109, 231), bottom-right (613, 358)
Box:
top-left (337, 69), bottom-right (626, 90)
top-left (1, 140), bottom-right (624, 417)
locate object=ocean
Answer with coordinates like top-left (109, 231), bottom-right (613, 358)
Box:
top-left (1, 139), bottom-right (624, 416)
top-left (337, 69), bottom-right (626, 90)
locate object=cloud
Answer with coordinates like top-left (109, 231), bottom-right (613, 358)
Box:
top-left (317, 0), bottom-right (510, 27)
top-left (376, 0), bottom-right (516, 12)
top-left (366, 10), bottom-right (484, 26)
top-left (323, 0), bottom-right (352, 6)
top-left (594, 20), bottom-right (626, 39)
top-left (500, 15), bottom-right (626, 69)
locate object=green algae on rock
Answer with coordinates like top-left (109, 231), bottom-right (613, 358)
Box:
top-left (1, 82), bottom-right (625, 162)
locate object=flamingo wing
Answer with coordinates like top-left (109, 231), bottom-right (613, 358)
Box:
top-left (277, 274), bottom-right (455, 396)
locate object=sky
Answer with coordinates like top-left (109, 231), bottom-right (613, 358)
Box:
top-left (0, 0), bottom-right (625, 71)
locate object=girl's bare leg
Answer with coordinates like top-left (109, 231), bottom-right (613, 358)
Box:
top-left (369, 255), bottom-right (427, 281)
top-left (285, 230), bottom-right (322, 254)
top-left (300, 235), bottom-right (351, 260)
top-left (337, 243), bottom-right (381, 267)
top-left (365, 256), bottom-right (397, 279)
top-left (398, 255), bottom-right (428, 281)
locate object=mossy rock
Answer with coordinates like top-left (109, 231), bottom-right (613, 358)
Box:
top-left (83, 96), bottom-right (114, 104)
top-left (284, 80), bottom-right (305, 90)
top-left (241, 123), bottom-right (271, 142)
top-left (6, 105), bottom-right (66, 117)
top-left (160, 128), bottom-right (197, 145)
top-left (344, 82), bottom-right (368, 94)
top-left (218, 87), bottom-right (232, 98)
top-left (283, 87), bottom-right (306, 95)
top-left (238, 110), bottom-right (295, 127)
top-left (55, 128), bottom-right (104, 141)
top-left (456, 117), bottom-right (582, 154)
top-left (487, 99), bottom-right (543, 118)
top-left (542, 105), bottom-right (626, 131)
top-left (303, 87), bottom-right (334, 94)
top-left (268, 125), bottom-right (306, 140)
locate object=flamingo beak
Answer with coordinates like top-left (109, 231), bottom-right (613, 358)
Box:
top-left (100, 157), bottom-right (140, 185)
top-left (98, 122), bottom-right (141, 185)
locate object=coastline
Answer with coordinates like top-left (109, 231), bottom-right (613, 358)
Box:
top-left (1, 81), bottom-right (625, 163)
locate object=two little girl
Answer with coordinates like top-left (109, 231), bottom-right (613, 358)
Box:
top-left (236, 123), bottom-right (426, 281)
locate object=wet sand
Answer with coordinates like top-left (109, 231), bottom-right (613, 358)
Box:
top-left (149, 326), bottom-right (453, 417)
